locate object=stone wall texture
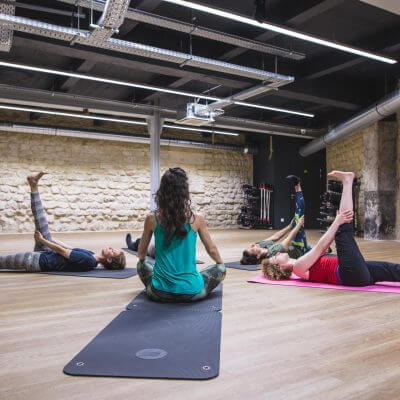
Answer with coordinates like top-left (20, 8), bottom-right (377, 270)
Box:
top-left (327, 119), bottom-right (400, 239)
top-left (326, 129), bottom-right (365, 229)
top-left (0, 132), bottom-right (252, 233)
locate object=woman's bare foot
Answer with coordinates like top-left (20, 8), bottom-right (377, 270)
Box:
top-left (27, 172), bottom-right (47, 191)
top-left (327, 171), bottom-right (354, 183)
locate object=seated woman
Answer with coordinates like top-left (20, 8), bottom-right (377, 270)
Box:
top-left (241, 176), bottom-right (311, 265)
top-left (137, 167), bottom-right (225, 302)
top-left (262, 171), bottom-right (400, 287)
top-left (0, 172), bottom-right (126, 272)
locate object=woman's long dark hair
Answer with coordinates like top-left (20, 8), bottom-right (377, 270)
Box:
top-left (155, 167), bottom-right (194, 247)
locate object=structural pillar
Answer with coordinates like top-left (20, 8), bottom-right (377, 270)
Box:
top-left (364, 121), bottom-right (398, 239)
top-left (147, 109), bottom-right (163, 211)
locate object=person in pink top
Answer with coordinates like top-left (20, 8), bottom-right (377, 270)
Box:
top-left (262, 171), bottom-right (400, 286)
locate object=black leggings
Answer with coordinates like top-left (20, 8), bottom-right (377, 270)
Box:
top-left (336, 223), bottom-right (400, 286)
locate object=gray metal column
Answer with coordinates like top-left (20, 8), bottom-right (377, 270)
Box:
top-left (147, 110), bottom-right (164, 211)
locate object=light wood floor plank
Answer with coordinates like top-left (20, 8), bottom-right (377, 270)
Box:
top-left (2, 229), bottom-right (400, 400)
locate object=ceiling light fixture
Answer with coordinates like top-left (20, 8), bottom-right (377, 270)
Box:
top-left (0, 61), bottom-right (314, 118)
top-left (234, 101), bottom-right (314, 117)
top-left (0, 61), bottom-right (219, 101)
top-left (164, 123), bottom-right (239, 136)
top-left (162, 0), bottom-right (397, 64)
top-left (0, 104), bottom-right (148, 125)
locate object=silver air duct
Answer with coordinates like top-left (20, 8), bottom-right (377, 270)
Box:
top-left (299, 88), bottom-right (400, 157)
top-left (56, 0), bottom-right (304, 60)
top-left (0, 13), bottom-right (293, 83)
top-left (0, 1), bottom-right (14, 51)
top-left (0, 122), bottom-right (257, 153)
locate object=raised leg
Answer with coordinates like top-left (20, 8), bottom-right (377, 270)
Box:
top-left (329, 171), bottom-right (369, 286)
top-left (327, 171), bottom-right (354, 212)
top-left (291, 185), bottom-right (311, 254)
top-left (28, 172), bottom-right (52, 251)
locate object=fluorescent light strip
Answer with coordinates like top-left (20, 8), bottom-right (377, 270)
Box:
top-left (234, 101), bottom-right (314, 117)
top-left (164, 123), bottom-right (239, 136)
top-left (0, 104), bottom-right (148, 125)
top-left (0, 104), bottom-right (239, 136)
top-left (0, 61), bottom-right (314, 118)
top-left (162, 0), bottom-right (398, 64)
top-left (0, 61), bottom-right (219, 102)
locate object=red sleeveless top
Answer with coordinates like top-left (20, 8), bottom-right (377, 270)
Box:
top-left (308, 256), bottom-right (340, 284)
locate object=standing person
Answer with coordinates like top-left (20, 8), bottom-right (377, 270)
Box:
top-left (0, 172), bottom-right (126, 272)
top-left (262, 171), bottom-right (400, 286)
top-left (241, 175), bottom-right (312, 265)
top-left (137, 167), bottom-right (226, 302)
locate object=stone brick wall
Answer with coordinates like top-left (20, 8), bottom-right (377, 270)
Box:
top-left (326, 129), bottom-right (365, 229)
top-left (0, 132), bottom-right (252, 233)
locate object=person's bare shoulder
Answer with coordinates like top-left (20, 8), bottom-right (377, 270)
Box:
top-left (192, 213), bottom-right (206, 230)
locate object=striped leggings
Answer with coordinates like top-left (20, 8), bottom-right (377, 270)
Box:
top-left (0, 192), bottom-right (52, 272)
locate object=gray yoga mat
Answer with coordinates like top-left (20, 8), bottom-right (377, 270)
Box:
top-left (224, 261), bottom-right (260, 271)
top-left (40, 267), bottom-right (137, 279)
top-left (126, 284), bottom-right (223, 312)
top-left (64, 309), bottom-right (221, 379)
top-left (122, 248), bottom-right (204, 264)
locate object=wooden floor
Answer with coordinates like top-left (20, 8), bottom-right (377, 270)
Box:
top-left (2, 229), bottom-right (400, 400)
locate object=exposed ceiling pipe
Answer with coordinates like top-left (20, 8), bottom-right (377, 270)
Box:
top-left (0, 122), bottom-right (257, 153)
top-left (213, 116), bottom-right (319, 139)
top-left (299, 88), bottom-right (400, 157)
top-left (0, 1), bottom-right (14, 51)
top-left (0, 83), bottom-right (323, 138)
top-left (0, 13), bottom-right (293, 82)
top-left (56, 0), bottom-right (305, 60)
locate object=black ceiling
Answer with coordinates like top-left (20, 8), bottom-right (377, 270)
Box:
top-left (0, 0), bottom-right (399, 135)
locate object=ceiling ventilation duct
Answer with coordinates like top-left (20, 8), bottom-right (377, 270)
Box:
top-left (56, 0), bottom-right (304, 60)
top-left (0, 13), bottom-right (293, 82)
top-left (0, 1), bottom-right (14, 52)
top-left (299, 88), bottom-right (400, 157)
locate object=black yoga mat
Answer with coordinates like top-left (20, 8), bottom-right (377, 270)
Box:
top-left (64, 309), bottom-right (221, 380)
top-left (224, 261), bottom-right (260, 271)
top-left (126, 284), bottom-right (223, 312)
top-left (40, 267), bottom-right (137, 279)
top-left (122, 248), bottom-right (204, 264)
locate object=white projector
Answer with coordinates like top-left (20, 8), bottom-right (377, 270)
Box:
top-left (176, 103), bottom-right (224, 126)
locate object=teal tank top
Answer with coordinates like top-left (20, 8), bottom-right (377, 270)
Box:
top-left (151, 221), bottom-right (204, 294)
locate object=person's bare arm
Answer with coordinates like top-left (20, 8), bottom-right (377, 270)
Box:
top-left (197, 215), bottom-right (223, 264)
top-left (137, 214), bottom-right (156, 261)
top-left (292, 211), bottom-right (353, 279)
top-left (34, 231), bottom-right (71, 259)
top-left (280, 216), bottom-right (305, 251)
top-left (265, 221), bottom-right (293, 242)
top-left (51, 238), bottom-right (73, 249)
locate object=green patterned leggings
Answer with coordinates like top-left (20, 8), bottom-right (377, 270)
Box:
top-left (137, 261), bottom-right (226, 302)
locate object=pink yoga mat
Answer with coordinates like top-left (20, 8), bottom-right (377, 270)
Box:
top-left (248, 274), bottom-right (400, 293)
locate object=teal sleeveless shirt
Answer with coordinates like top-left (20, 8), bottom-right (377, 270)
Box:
top-left (151, 222), bottom-right (204, 294)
